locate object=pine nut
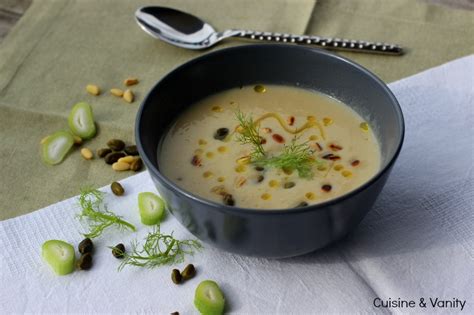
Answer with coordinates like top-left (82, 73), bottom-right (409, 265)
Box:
top-left (123, 89), bottom-right (134, 103)
top-left (86, 84), bottom-right (100, 96)
top-left (80, 148), bottom-right (94, 160)
top-left (124, 77), bottom-right (139, 86)
top-left (118, 156), bottom-right (136, 164)
top-left (110, 88), bottom-right (124, 97)
top-left (112, 161), bottom-right (130, 171)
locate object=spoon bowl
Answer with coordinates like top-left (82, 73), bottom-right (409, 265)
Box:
top-left (135, 6), bottom-right (232, 50)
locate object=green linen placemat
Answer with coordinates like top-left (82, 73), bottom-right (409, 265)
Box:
top-left (308, 0), bottom-right (474, 82)
top-left (0, 0), bottom-right (472, 220)
top-left (0, 0), bottom-right (316, 220)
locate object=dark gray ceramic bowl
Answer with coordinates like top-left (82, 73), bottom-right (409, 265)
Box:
top-left (135, 44), bottom-right (404, 258)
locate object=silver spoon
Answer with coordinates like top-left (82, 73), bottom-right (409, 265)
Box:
top-left (135, 6), bottom-right (403, 56)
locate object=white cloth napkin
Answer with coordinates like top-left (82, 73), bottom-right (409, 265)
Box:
top-left (1, 55), bottom-right (473, 314)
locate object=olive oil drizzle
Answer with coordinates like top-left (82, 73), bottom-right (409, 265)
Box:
top-left (254, 112), bottom-right (326, 140)
top-left (232, 113), bottom-right (326, 142)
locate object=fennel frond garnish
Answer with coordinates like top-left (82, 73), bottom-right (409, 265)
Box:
top-left (113, 226), bottom-right (202, 271)
top-left (254, 138), bottom-right (321, 179)
top-left (235, 109), bottom-right (266, 160)
top-left (77, 187), bottom-right (136, 239)
top-left (234, 109), bottom-right (325, 178)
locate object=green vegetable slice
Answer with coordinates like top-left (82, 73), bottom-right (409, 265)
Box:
top-left (138, 192), bottom-right (165, 225)
top-left (41, 131), bottom-right (74, 165)
top-left (42, 240), bottom-right (75, 275)
top-left (68, 102), bottom-right (96, 139)
top-left (194, 280), bottom-right (225, 315)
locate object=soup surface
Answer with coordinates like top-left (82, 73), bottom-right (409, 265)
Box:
top-left (159, 85), bottom-right (380, 209)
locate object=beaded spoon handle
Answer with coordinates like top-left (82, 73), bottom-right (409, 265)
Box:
top-left (233, 30), bottom-right (403, 55)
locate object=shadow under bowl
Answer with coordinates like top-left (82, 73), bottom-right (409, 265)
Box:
top-left (135, 44), bottom-right (404, 258)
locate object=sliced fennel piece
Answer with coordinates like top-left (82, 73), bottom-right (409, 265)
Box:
top-left (68, 102), bottom-right (96, 139)
top-left (42, 240), bottom-right (76, 275)
top-left (194, 280), bottom-right (225, 315)
top-left (138, 192), bottom-right (165, 225)
top-left (41, 131), bottom-right (74, 165)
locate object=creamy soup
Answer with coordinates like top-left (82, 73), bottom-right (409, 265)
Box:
top-left (159, 85), bottom-right (381, 209)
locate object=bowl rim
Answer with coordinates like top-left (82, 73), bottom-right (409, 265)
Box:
top-left (135, 44), bottom-right (405, 216)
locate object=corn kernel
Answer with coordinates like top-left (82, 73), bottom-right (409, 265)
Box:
top-left (360, 122), bottom-right (369, 131)
top-left (206, 152), bottom-right (215, 159)
top-left (305, 192), bottom-right (316, 200)
top-left (235, 176), bottom-right (247, 188)
top-left (269, 180), bottom-right (279, 188)
top-left (254, 85), bottom-right (266, 93)
top-left (323, 117), bottom-right (333, 126)
top-left (203, 171), bottom-right (213, 178)
top-left (235, 165), bottom-right (247, 173)
top-left (261, 193), bottom-right (271, 200)
top-left (334, 164), bottom-right (344, 171)
top-left (217, 146), bottom-right (228, 153)
top-left (236, 156), bottom-right (251, 165)
top-left (217, 176), bottom-right (225, 182)
top-left (342, 170), bottom-right (353, 177)
top-left (198, 139), bottom-right (207, 145)
top-left (309, 135), bottom-right (318, 141)
top-left (317, 165), bottom-right (328, 171)
top-left (211, 105), bottom-right (223, 112)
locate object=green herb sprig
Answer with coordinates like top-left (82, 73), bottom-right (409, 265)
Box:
top-left (77, 187), bottom-right (136, 239)
top-left (235, 110), bottom-right (266, 160)
top-left (113, 226), bottom-right (202, 271)
top-left (234, 110), bottom-right (325, 178)
top-left (254, 138), bottom-right (321, 179)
